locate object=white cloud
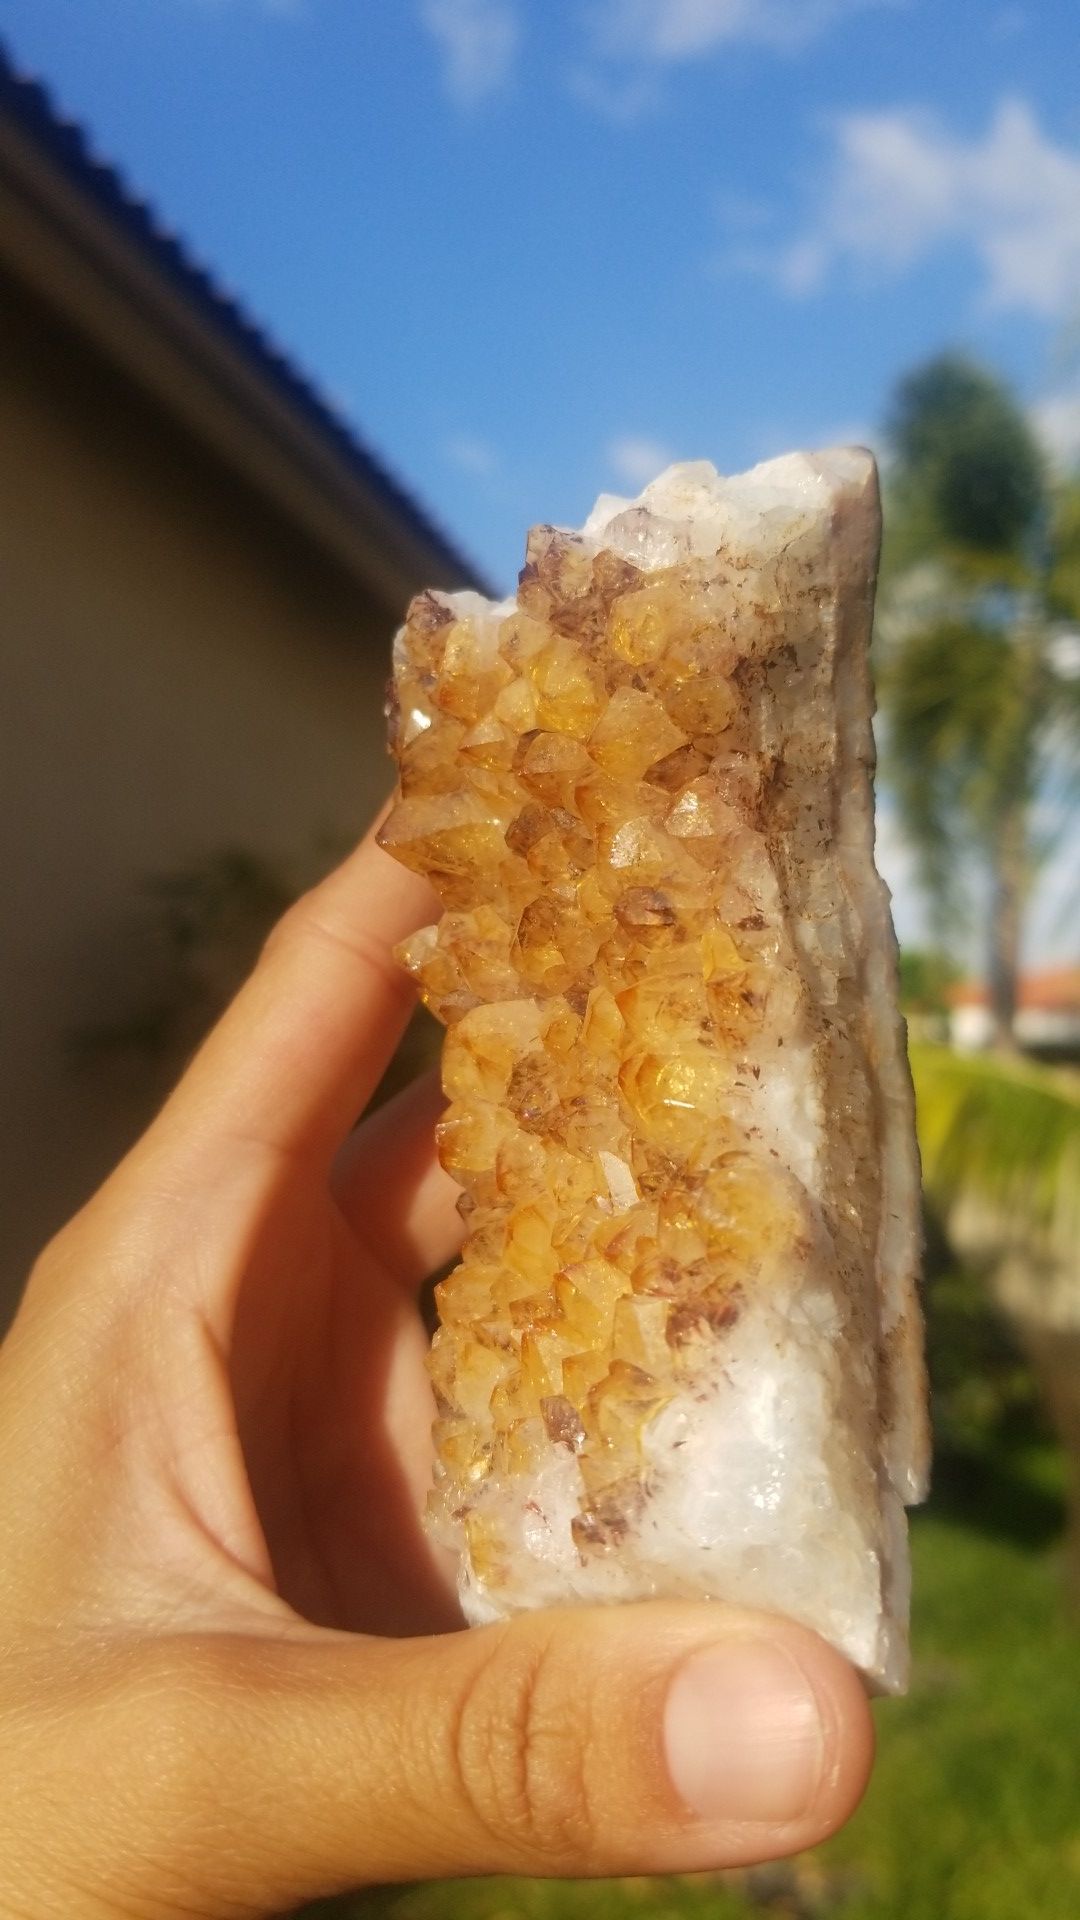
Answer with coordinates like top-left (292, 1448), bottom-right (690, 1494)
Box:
top-left (1030, 389), bottom-right (1080, 471)
top-left (591, 0), bottom-right (890, 60)
top-left (757, 99), bottom-right (1080, 319)
top-left (607, 435), bottom-right (676, 488)
top-left (566, 65), bottom-right (661, 124)
top-left (420, 0), bottom-right (520, 106)
top-left (443, 432), bottom-right (500, 477)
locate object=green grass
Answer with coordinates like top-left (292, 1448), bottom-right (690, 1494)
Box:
top-left (307, 1446), bottom-right (1080, 1920)
top-left (824, 1474), bottom-right (1080, 1920)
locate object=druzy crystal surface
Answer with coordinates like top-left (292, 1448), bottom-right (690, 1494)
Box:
top-left (380, 451), bottom-right (929, 1692)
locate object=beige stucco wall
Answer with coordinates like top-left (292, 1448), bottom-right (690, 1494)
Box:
top-left (0, 269), bottom-right (404, 1320)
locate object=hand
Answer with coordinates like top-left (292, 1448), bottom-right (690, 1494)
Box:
top-left (0, 818), bottom-right (874, 1919)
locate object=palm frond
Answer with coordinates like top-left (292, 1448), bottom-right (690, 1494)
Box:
top-left (911, 1044), bottom-right (1080, 1250)
top-left (1049, 476), bottom-right (1080, 621)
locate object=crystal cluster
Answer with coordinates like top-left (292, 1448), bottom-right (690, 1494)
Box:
top-left (380, 451), bottom-right (929, 1691)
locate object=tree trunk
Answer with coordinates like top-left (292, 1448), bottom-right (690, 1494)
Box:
top-left (987, 802), bottom-right (1026, 1051)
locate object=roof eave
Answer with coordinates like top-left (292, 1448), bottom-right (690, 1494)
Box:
top-left (0, 60), bottom-right (493, 614)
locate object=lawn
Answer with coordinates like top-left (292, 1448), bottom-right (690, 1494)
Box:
top-left (308, 1440), bottom-right (1080, 1920)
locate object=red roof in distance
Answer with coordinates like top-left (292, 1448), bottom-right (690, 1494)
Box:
top-left (948, 967), bottom-right (1080, 1012)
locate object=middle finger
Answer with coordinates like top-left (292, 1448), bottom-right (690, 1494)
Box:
top-left (333, 1070), bottom-right (463, 1291)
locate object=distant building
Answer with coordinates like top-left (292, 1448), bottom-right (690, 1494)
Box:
top-left (947, 968), bottom-right (1080, 1056)
top-left (0, 50), bottom-right (489, 1318)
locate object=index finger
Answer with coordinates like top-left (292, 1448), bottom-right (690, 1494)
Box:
top-left (137, 814), bottom-right (437, 1182)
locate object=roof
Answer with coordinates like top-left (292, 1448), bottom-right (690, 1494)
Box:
top-left (0, 42), bottom-right (492, 607)
top-left (949, 967), bottom-right (1080, 1013)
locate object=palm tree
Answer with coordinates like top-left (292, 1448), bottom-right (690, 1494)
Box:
top-left (876, 354), bottom-right (1080, 1047)
top-left (880, 355), bottom-right (1080, 1594)
top-left (912, 1043), bottom-right (1080, 1599)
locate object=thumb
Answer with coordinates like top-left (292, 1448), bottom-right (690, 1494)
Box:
top-left (168, 1603), bottom-right (874, 1911)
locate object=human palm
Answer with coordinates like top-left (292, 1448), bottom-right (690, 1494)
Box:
top-left (224, 1103), bottom-right (461, 1636)
top-left (0, 819), bottom-right (873, 1917)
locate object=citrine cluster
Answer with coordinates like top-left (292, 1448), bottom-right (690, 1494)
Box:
top-left (381, 522), bottom-right (817, 1579)
top-left (379, 455), bottom-right (926, 1689)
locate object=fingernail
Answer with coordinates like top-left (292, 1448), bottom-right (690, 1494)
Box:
top-left (664, 1639), bottom-right (824, 1825)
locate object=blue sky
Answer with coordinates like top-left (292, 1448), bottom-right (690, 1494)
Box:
top-left (3, 0), bottom-right (1079, 588)
top-left (2, 0), bottom-right (1079, 954)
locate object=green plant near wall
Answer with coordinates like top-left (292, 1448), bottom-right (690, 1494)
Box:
top-left (71, 843), bottom-right (439, 1107)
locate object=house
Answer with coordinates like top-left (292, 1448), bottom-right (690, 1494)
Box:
top-left (0, 49), bottom-right (489, 1320)
top-left (947, 968), bottom-right (1080, 1056)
